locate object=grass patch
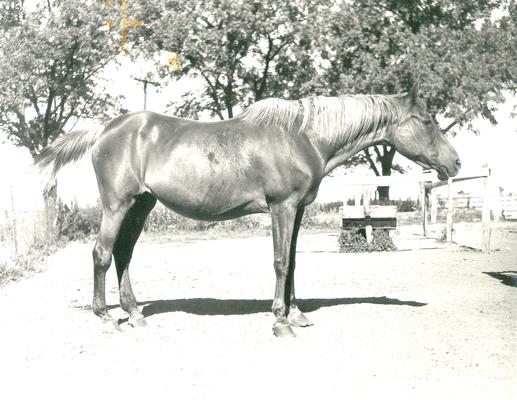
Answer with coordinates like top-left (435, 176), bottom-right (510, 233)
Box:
top-left (0, 238), bottom-right (64, 287)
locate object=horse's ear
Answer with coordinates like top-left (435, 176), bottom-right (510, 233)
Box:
top-left (408, 80), bottom-right (420, 102)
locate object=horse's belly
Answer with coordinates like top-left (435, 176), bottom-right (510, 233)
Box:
top-left (145, 168), bottom-right (268, 220)
top-left (153, 188), bottom-right (269, 220)
top-left (159, 196), bottom-right (268, 220)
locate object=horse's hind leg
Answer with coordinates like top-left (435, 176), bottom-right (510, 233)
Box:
top-left (112, 192), bottom-right (156, 327)
top-left (92, 202), bottom-right (133, 330)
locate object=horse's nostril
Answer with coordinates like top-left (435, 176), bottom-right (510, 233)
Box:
top-left (455, 159), bottom-right (462, 168)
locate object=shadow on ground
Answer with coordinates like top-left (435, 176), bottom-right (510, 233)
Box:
top-left (483, 271), bottom-right (517, 288)
top-left (134, 296), bottom-right (426, 318)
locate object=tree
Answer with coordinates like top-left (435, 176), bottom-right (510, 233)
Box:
top-left (0, 0), bottom-right (119, 238)
top-left (317, 0), bottom-right (517, 200)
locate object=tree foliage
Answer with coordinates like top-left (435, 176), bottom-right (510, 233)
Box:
top-left (137, 1), bottom-right (516, 122)
top-left (132, 0), bottom-right (319, 118)
top-left (0, 0), bottom-right (121, 239)
top-left (320, 0), bottom-right (516, 130)
top-left (0, 0), bottom-right (119, 156)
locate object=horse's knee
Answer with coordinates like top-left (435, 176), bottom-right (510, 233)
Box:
top-left (273, 256), bottom-right (288, 277)
top-left (93, 243), bottom-right (112, 272)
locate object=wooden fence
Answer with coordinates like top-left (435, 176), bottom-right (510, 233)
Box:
top-left (0, 180), bottom-right (46, 263)
top-left (339, 166), bottom-right (493, 253)
top-left (501, 195), bottom-right (517, 219)
top-left (423, 166), bottom-right (491, 252)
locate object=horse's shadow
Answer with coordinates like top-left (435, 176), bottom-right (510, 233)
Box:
top-left (132, 296), bottom-right (426, 319)
top-left (483, 271), bottom-right (517, 288)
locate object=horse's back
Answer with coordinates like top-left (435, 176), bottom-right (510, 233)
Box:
top-left (91, 112), bottom-right (272, 218)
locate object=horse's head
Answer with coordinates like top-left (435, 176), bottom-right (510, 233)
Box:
top-left (388, 83), bottom-right (461, 181)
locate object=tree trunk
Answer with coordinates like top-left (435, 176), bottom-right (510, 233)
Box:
top-left (377, 153), bottom-right (393, 204)
top-left (364, 145), bottom-right (397, 204)
top-left (44, 183), bottom-right (59, 241)
top-left (377, 185), bottom-right (390, 203)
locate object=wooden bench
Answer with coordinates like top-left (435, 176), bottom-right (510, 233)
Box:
top-left (342, 205), bottom-right (398, 229)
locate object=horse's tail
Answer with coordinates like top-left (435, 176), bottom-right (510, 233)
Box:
top-left (34, 127), bottom-right (104, 192)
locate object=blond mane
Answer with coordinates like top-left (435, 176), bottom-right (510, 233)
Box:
top-left (238, 95), bottom-right (402, 145)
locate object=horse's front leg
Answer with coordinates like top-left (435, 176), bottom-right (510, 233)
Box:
top-left (270, 203), bottom-right (298, 337)
top-left (287, 207), bottom-right (313, 328)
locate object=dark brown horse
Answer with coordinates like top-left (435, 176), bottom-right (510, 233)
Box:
top-left (36, 83), bottom-right (460, 337)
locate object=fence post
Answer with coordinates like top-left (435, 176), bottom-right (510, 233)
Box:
top-left (9, 184), bottom-right (19, 255)
top-left (430, 189), bottom-right (438, 224)
top-left (420, 182), bottom-right (428, 236)
top-left (354, 191), bottom-right (362, 206)
top-left (363, 186), bottom-right (372, 244)
top-left (446, 178), bottom-right (454, 243)
top-left (482, 166), bottom-right (491, 253)
top-left (492, 187), bottom-right (503, 221)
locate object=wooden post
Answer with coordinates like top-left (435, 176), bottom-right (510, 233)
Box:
top-left (143, 80), bottom-right (148, 111)
top-left (420, 182), bottom-right (428, 237)
top-left (482, 167), bottom-right (491, 253)
top-left (9, 184), bottom-right (18, 255)
top-left (492, 187), bottom-right (503, 221)
top-left (430, 189), bottom-right (438, 224)
top-left (363, 186), bottom-right (372, 244)
top-left (134, 78), bottom-right (160, 111)
top-left (354, 191), bottom-right (362, 206)
top-left (446, 178), bottom-right (454, 243)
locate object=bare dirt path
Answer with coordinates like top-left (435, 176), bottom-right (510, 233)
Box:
top-left (1, 224), bottom-right (516, 400)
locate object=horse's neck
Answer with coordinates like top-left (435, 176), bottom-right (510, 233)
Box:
top-left (310, 113), bottom-right (396, 175)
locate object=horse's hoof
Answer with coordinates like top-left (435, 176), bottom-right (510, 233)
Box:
top-left (128, 317), bottom-right (147, 328)
top-left (287, 309), bottom-right (313, 328)
top-left (273, 323), bottom-right (296, 338)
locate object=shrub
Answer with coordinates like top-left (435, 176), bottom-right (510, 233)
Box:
top-left (301, 206), bottom-right (319, 228)
top-left (144, 204), bottom-right (267, 233)
top-left (396, 198), bottom-right (417, 212)
top-left (438, 226), bottom-right (455, 242)
top-left (338, 228), bottom-right (397, 253)
top-left (144, 205), bottom-right (204, 233)
top-left (216, 215), bottom-right (264, 231)
top-left (57, 202), bottom-right (101, 240)
top-left (316, 201), bottom-right (342, 213)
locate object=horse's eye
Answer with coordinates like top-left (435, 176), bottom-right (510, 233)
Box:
top-left (423, 118), bottom-right (432, 125)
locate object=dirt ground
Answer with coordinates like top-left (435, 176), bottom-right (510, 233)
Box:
top-left (1, 222), bottom-right (516, 400)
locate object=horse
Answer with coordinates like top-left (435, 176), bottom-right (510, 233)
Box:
top-left (35, 83), bottom-right (461, 337)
